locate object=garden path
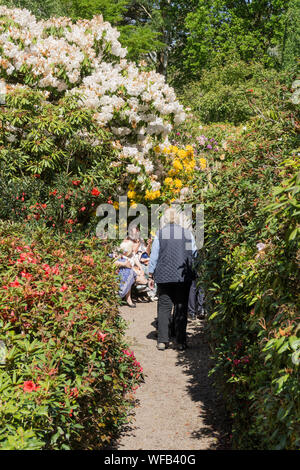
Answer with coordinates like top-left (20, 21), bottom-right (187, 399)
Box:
top-left (114, 301), bottom-right (230, 450)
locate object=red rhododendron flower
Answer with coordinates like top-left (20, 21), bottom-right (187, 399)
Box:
top-left (59, 284), bottom-right (68, 292)
top-left (97, 331), bottom-right (107, 342)
top-left (9, 279), bottom-right (20, 288)
top-left (21, 271), bottom-right (33, 280)
top-left (91, 188), bottom-right (101, 197)
top-left (80, 206), bottom-right (86, 212)
top-left (23, 381), bottom-right (40, 392)
top-left (72, 180), bottom-right (81, 186)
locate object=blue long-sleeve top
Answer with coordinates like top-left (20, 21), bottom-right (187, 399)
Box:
top-left (149, 231), bottom-right (198, 275)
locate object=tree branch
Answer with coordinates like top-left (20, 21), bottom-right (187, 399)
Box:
top-left (138, 3), bottom-right (153, 20)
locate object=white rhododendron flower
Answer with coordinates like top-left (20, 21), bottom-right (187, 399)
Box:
top-left (0, 6), bottom-right (186, 186)
top-left (127, 164), bottom-right (141, 174)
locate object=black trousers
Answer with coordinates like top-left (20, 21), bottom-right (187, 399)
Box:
top-left (157, 282), bottom-right (191, 344)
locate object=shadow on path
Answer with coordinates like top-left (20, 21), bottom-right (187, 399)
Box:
top-left (108, 305), bottom-right (231, 450)
top-left (175, 319), bottom-right (232, 449)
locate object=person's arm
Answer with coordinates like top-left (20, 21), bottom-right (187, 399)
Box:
top-left (114, 259), bottom-right (131, 269)
top-left (191, 234), bottom-right (198, 258)
top-left (149, 235), bottom-right (160, 276)
top-left (146, 238), bottom-right (152, 256)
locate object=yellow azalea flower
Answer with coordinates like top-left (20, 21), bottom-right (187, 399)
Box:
top-left (163, 147), bottom-right (171, 154)
top-left (128, 182), bottom-right (135, 190)
top-left (168, 168), bottom-right (177, 177)
top-left (174, 179), bottom-right (183, 189)
top-left (145, 189), bottom-right (161, 201)
top-left (164, 177), bottom-right (173, 186)
top-left (127, 190), bottom-right (136, 199)
top-left (186, 145), bottom-right (194, 153)
top-left (154, 146), bottom-right (160, 153)
top-left (200, 158), bottom-right (207, 170)
top-left (113, 201), bottom-right (119, 210)
top-left (130, 201), bottom-right (137, 208)
top-left (177, 149), bottom-right (188, 159)
top-left (173, 159), bottom-right (183, 171)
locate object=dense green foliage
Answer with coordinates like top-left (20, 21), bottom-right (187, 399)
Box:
top-left (178, 70), bottom-right (300, 449)
top-left (178, 61), bottom-right (291, 124)
top-left (282, 0), bottom-right (300, 69)
top-left (0, 87), bottom-right (121, 234)
top-left (0, 0), bottom-right (65, 18)
top-left (0, 224), bottom-right (143, 449)
top-left (183, 0), bottom-right (289, 76)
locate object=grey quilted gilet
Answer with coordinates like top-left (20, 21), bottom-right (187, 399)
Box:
top-left (154, 223), bottom-right (194, 284)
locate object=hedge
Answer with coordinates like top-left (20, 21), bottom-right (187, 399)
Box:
top-left (0, 223), bottom-right (143, 449)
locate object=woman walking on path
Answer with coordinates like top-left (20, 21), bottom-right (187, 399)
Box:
top-left (148, 208), bottom-right (198, 351)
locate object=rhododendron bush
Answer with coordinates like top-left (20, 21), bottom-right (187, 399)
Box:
top-left (0, 6), bottom-right (188, 222)
top-left (183, 78), bottom-right (300, 449)
top-left (0, 222), bottom-right (143, 449)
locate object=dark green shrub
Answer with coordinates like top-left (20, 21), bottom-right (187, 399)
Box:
top-left (0, 87), bottom-right (121, 234)
top-left (179, 61), bottom-right (294, 124)
top-left (183, 74), bottom-right (300, 449)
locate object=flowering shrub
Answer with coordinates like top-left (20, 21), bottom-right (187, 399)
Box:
top-left (187, 77), bottom-right (300, 449)
top-left (0, 6), bottom-right (185, 198)
top-left (123, 144), bottom-right (199, 206)
top-left (0, 222), bottom-right (143, 449)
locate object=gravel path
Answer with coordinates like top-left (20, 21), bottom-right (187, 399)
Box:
top-left (113, 301), bottom-right (231, 451)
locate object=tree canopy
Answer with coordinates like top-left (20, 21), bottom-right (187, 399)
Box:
top-left (0, 0), bottom-right (296, 79)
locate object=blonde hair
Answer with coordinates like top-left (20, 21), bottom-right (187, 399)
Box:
top-left (119, 239), bottom-right (134, 256)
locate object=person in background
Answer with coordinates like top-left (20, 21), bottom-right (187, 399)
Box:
top-left (114, 240), bottom-right (137, 308)
top-left (139, 251), bottom-right (158, 302)
top-left (188, 281), bottom-right (205, 320)
top-left (127, 225), bottom-right (152, 257)
top-left (148, 208), bottom-right (198, 351)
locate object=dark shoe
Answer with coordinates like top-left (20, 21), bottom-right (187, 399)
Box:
top-left (127, 302), bottom-right (136, 308)
top-left (197, 309), bottom-right (205, 320)
top-left (177, 343), bottom-right (187, 351)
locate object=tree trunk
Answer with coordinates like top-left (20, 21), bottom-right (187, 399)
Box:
top-left (156, 0), bottom-right (170, 78)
